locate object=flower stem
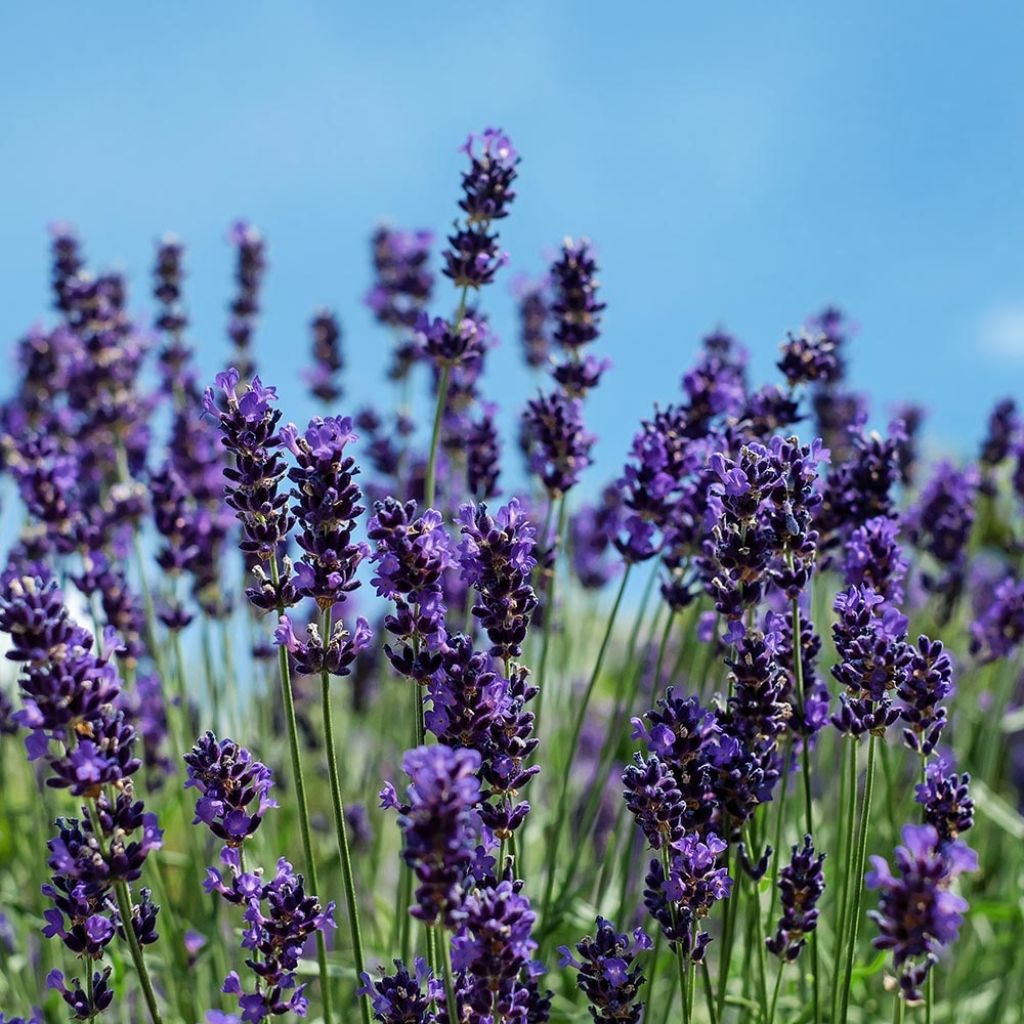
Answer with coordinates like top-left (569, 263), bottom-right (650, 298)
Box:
top-left (831, 737), bottom-right (858, 1024)
top-left (112, 878), bottom-right (164, 1024)
top-left (320, 608), bottom-right (371, 1024)
top-left (540, 564), bottom-right (631, 926)
top-left (790, 594), bottom-right (819, 1024)
top-left (435, 923), bottom-right (460, 1023)
top-left (532, 492), bottom-right (568, 741)
top-left (424, 362), bottom-right (451, 508)
top-left (838, 733), bottom-right (877, 1024)
top-left (270, 558), bottom-right (332, 1024)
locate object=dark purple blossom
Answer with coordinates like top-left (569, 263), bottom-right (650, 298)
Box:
top-left (281, 415), bottom-right (368, 608)
top-left (304, 309), bottom-right (344, 404)
top-left (204, 369), bottom-right (295, 576)
top-left (48, 968), bottom-right (114, 1021)
top-left (226, 220), bottom-right (266, 382)
top-left (558, 917), bottom-right (650, 1024)
top-left (777, 330), bottom-right (841, 388)
top-left (766, 835), bottom-right (825, 962)
top-left (366, 226), bottom-right (435, 334)
top-left (844, 515), bottom-right (908, 605)
top-left (457, 498), bottom-right (537, 661)
top-left (643, 833), bottom-right (731, 961)
top-left (866, 824), bottom-right (977, 1003)
top-left (513, 276), bottom-right (550, 370)
top-left (898, 636), bottom-right (953, 756)
top-left (905, 461), bottom-right (978, 603)
top-left (184, 733), bottom-right (278, 846)
top-left (358, 959), bottom-right (440, 1024)
top-left (916, 759), bottom-right (974, 842)
top-left (969, 574), bottom-right (1024, 663)
top-left (384, 744), bottom-right (484, 927)
top-left (521, 391), bottom-right (595, 497)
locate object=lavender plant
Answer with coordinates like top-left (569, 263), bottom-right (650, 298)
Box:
top-left (0, 127), bottom-right (1020, 1024)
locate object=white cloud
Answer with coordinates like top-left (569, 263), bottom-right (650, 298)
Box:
top-left (981, 306), bottom-right (1024, 361)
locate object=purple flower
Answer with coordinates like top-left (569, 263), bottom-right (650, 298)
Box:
top-left (368, 499), bottom-right (454, 682)
top-left (830, 586), bottom-right (910, 737)
top-left (466, 405), bottom-right (502, 500)
top-left (358, 958), bottom-right (441, 1024)
top-left (915, 760), bottom-right (974, 842)
top-left (204, 370), bottom-right (295, 582)
top-left (866, 824), bottom-right (978, 1003)
top-left (766, 835), bottom-right (825, 962)
top-left (225, 220), bottom-right (266, 381)
top-left (457, 498), bottom-right (537, 661)
top-left (443, 128), bottom-right (518, 290)
top-left (979, 397), bottom-right (1020, 472)
top-left (366, 225), bottom-right (435, 334)
top-left (970, 573), bottom-right (1024, 663)
top-left (512, 275), bottom-right (550, 370)
top-left (843, 515), bottom-right (908, 605)
top-left (388, 745), bottom-right (484, 927)
top-left (221, 858), bottom-right (335, 1023)
top-left (184, 732), bottom-right (277, 846)
top-left (521, 390), bottom-right (595, 497)
top-left (898, 636), bottom-right (953, 756)
top-left (570, 486), bottom-right (623, 590)
top-left (558, 917), bottom-right (650, 1024)
top-left (622, 752), bottom-right (686, 850)
top-left (274, 614), bottom-right (373, 678)
top-left (816, 421), bottom-right (904, 550)
top-left (281, 415), bottom-right (367, 608)
top-left (416, 314), bottom-right (488, 371)
top-left (777, 329), bottom-right (841, 388)
top-left (643, 832), bottom-right (731, 962)
top-left (47, 967), bottom-right (113, 1020)
top-left (304, 309), bottom-right (344, 403)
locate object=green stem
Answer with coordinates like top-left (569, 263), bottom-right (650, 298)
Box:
top-left (424, 362), bottom-right (451, 509)
top-left (700, 960), bottom-right (718, 1024)
top-left (831, 738), bottom-right (858, 1024)
top-left (270, 558), bottom-right (332, 1024)
top-left (533, 492), bottom-right (568, 740)
top-left (715, 834), bottom-right (740, 1020)
top-left (112, 879), bottom-right (164, 1024)
top-left (642, 928), bottom-right (663, 1024)
top-left (541, 564), bottom-right (631, 925)
top-left (790, 594), bottom-right (819, 1024)
top-left (838, 734), bottom-right (877, 1024)
top-left (320, 608), bottom-right (371, 1024)
top-left (893, 992), bottom-right (904, 1024)
top-left (435, 924), bottom-right (460, 1023)
top-left (767, 958), bottom-right (784, 1024)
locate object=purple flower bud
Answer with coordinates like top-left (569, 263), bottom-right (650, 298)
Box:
top-left (766, 835), bottom-right (825, 962)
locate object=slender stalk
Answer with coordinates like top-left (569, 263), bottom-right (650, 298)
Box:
top-left (424, 362), bottom-right (451, 508)
top-left (435, 924), bottom-right (460, 1023)
top-left (715, 836), bottom-right (739, 1019)
top-left (926, 969), bottom-right (933, 1024)
top-left (893, 992), bottom-right (904, 1024)
top-left (533, 492), bottom-right (568, 740)
top-left (320, 608), bottom-right (371, 1024)
top-left (112, 879), bottom-right (164, 1024)
top-left (700, 960), bottom-right (718, 1024)
top-left (831, 738), bottom-right (858, 1024)
top-left (838, 734), bottom-right (877, 1024)
top-left (269, 558), bottom-right (332, 1024)
top-left (790, 593), bottom-right (819, 1024)
top-left (767, 958), bottom-right (785, 1024)
top-left (641, 928), bottom-right (663, 1024)
top-left (541, 564), bottom-right (631, 924)
top-left (87, 799), bottom-right (164, 1024)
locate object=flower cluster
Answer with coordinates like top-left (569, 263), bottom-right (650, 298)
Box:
top-left (766, 835), bottom-right (825, 962)
top-left (559, 917), bottom-right (651, 1024)
top-left (226, 220), bottom-right (266, 382)
top-left (867, 824), bottom-right (977, 1002)
top-left (304, 309), bottom-right (344, 404)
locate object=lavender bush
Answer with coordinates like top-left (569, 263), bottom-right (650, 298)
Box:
top-left (1, 128), bottom-right (1022, 1024)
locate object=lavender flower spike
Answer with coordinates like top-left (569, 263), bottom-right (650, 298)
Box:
top-left (766, 835), bottom-right (825, 962)
top-left (866, 824), bottom-right (977, 1003)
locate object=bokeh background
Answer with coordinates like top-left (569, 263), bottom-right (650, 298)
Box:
top-left (3, 1), bottom-right (1024, 478)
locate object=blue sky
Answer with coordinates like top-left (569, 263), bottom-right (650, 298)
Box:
top-left (2, 2), bottom-right (1023, 486)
